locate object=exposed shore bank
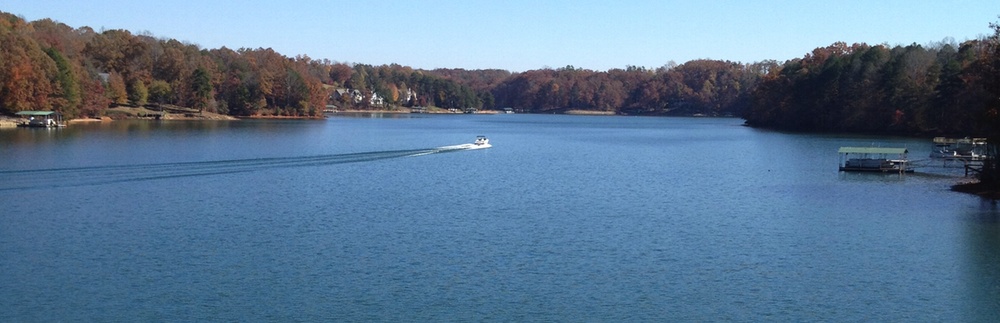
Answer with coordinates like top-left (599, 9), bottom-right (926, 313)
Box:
top-left (952, 180), bottom-right (1000, 199)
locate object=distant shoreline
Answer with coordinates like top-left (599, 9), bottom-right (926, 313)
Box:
top-left (6, 110), bottom-right (744, 125)
top-left (238, 115), bottom-right (324, 120)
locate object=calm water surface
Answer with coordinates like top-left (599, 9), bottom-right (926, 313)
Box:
top-left (2, 114), bottom-right (999, 321)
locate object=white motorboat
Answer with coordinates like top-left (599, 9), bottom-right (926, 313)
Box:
top-left (467, 136), bottom-right (491, 149)
top-left (434, 136), bottom-right (492, 151)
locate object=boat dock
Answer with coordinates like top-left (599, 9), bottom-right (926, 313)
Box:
top-left (930, 137), bottom-right (986, 160)
top-left (838, 147), bottom-right (913, 173)
top-left (923, 137), bottom-right (987, 176)
top-left (14, 110), bottom-right (65, 127)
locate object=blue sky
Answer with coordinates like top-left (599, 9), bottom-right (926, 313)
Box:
top-left (4, 1), bottom-right (998, 71)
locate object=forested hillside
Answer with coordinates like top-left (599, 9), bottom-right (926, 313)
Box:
top-left (744, 38), bottom-right (999, 135)
top-left (0, 11), bottom-right (771, 119)
top-left (0, 12), bottom-right (483, 118)
top-left (1, 10), bottom-right (998, 137)
top-left (489, 62), bottom-right (772, 116)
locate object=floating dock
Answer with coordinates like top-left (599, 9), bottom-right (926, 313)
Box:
top-left (930, 137), bottom-right (986, 160)
top-left (838, 147), bottom-right (913, 173)
top-left (15, 110), bottom-right (65, 128)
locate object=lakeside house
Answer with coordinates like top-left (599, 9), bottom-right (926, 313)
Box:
top-left (331, 87), bottom-right (418, 107)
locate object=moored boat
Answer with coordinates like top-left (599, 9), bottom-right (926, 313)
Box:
top-left (838, 147), bottom-right (913, 173)
top-left (15, 110), bottom-right (65, 128)
top-left (929, 137), bottom-right (985, 160)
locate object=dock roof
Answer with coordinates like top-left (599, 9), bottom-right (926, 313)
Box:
top-left (838, 147), bottom-right (908, 154)
top-left (15, 111), bottom-right (58, 116)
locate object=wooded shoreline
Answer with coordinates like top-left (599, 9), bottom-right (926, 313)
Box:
top-left (2, 11), bottom-right (998, 138)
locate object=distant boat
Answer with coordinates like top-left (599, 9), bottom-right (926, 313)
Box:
top-left (434, 136), bottom-right (492, 151)
top-left (469, 136), bottom-right (491, 149)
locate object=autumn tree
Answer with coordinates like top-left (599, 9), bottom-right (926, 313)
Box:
top-left (153, 39), bottom-right (196, 85)
top-left (0, 15), bottom-right (57, 114)
top-left (328, 63), bottom-right (353, 86)
top-left (78, 75), bottom-right (109, 117)
top-left (104, 72), bottom-right (128, 105)
top-left (83, 29), bottom-right (151, 83)
top-left (27, 19), bottom-right (83, 57)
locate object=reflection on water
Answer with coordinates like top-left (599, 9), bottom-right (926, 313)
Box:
top-left (0, 126), bottom-right (64, 144)
top-left (328, 112), bottom-right (428, 119)
top-left (2, 115), bottom-right (999, 321)
top-left (962, 203), bottom-right (1000, 321)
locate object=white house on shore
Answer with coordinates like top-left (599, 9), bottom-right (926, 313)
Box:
top-left (332, 87), bottom-right (415, 107)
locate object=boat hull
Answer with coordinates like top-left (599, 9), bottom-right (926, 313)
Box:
top-left (435, 143), bottom-right (492, 150)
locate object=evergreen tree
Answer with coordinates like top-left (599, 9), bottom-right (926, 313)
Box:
top-left (44, 47), bottom-right (81, 116)
top-left (189, 67), bottom-right (212, 112)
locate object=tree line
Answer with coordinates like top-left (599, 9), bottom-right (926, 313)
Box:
top-left (0, 12), bottom-right (486, 118)
top-left (0, 11), bottom-right (773, 119)
top-left (743, 38), bottom-right (999, 136)
top-left (489, 62), bottom-right (771, 116)
top-left (1, 10), bottom-right (997, 138)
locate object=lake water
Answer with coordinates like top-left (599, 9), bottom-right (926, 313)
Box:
top-left (2, 114), bottom-right (999, 321)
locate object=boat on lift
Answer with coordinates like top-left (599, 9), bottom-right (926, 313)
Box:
top-left (929, 137), bottom-right (986, 160)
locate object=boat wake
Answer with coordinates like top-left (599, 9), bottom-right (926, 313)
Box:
top-left (0, 144), bottom-right (488, 191)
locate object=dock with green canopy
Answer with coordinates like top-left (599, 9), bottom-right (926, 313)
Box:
top-left (15, 110), bottom-right (64, 127)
